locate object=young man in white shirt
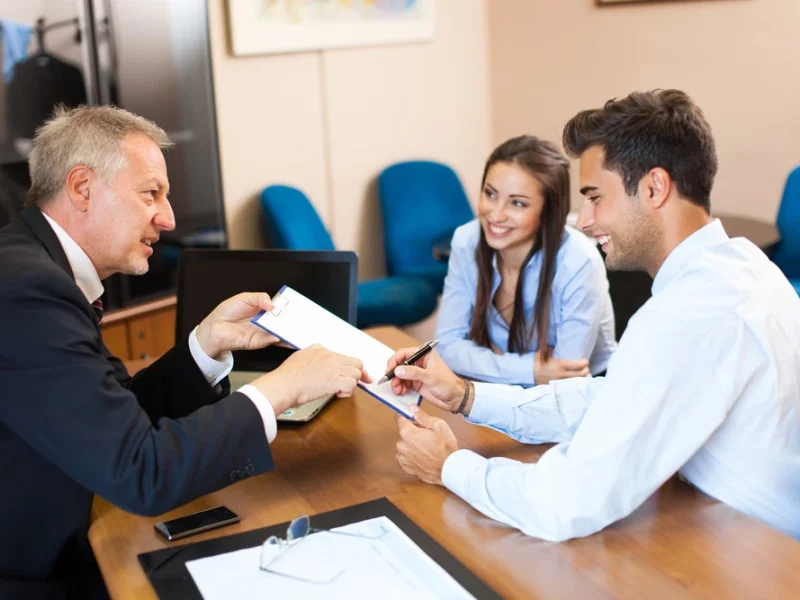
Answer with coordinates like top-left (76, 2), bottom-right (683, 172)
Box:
top-left (388, 89), bottom-right (800, 541)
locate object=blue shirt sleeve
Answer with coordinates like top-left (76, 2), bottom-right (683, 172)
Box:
top-left (551, 257), bottom-right (608, 363)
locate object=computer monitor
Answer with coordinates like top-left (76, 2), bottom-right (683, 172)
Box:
top-left (176, 249), bottom-right (357, 373)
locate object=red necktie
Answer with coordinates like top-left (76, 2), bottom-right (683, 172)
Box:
top-left (91, 299), bottom-right (104, 326)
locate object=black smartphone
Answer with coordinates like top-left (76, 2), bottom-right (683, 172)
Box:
top-left (154, 506), bottom-right (241, 541)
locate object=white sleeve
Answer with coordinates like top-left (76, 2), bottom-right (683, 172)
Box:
top-left (442, 311), bottom-right (737, 541)
top-left (466, 376), bottom-right (601, 444)
top-left (188, 327), bottom-right (233, 387)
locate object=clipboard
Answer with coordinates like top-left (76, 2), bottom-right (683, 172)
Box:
top-left (138, 497), bottom-right (502, 600)
top-left (251, 286), bottom-right (422, 420)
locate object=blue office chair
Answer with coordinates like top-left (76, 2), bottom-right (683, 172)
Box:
top-left (260, 185), bottom-right (438, 328)
top-left (378, 161), bottom-right (475, 293)
top-left (261, 185), bottom-right (335, 251)
top-left (770, 166), bottom-right (800, 296)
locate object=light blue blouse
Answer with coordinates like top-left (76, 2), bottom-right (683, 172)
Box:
top-left (435, 220), bottom-right (616, 385)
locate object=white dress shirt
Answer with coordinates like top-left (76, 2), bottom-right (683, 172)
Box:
top-left (442, 219), bottom-right (800, 541)
top-left (42, 213), bottom-right (277, 443)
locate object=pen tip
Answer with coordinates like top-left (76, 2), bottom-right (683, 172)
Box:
top-left (378, 376), bottom-right (388, 385)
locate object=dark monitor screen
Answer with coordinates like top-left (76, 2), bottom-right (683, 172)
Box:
top-left (176, 249), bottom-right (357, 372)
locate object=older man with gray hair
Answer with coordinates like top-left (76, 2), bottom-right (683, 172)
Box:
top-left (0, 105), bottom-right (368, 599)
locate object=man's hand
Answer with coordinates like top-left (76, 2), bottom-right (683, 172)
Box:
top-left (251, 344), bottom-right (371, 415)
top-left (394, 406), bottom-right (458, 486)
top-left (196, 292), bottom-right (280, 359)
top-left (386, 348), bottom-right (466, 413)
top-left (534, 351), bottom-right (590, 385)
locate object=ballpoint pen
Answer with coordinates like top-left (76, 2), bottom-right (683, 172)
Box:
top-left (378, 340), bottom-right (439, 385)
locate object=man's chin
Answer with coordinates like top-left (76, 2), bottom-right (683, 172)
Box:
top-left (126, 261), bottom-right (150, 276)
top-left (605, 256), bottom-right (642, 272)
top-left (604, 252), bottom-right (627, 271)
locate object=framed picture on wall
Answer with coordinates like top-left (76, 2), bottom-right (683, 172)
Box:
top-left (597, 0), bottom-right (681, 3)
top-left (227, 0), bottom-right (435, 56)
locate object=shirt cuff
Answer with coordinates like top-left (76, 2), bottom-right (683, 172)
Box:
top-left (189, 327), bottom-right (233, 387)
top-left (238, 384), bottom-right (278, 444)
top-left (465, 382), bottom-right (495, 425)
top-left (442, 449), bottom-right (487, 500)
top-left (466, 381), bottom-right (540, 426)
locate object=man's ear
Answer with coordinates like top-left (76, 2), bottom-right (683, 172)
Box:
top-left (65, 165), bottom-right (94, 212)
top-left (639, 167), bottom-right (672, 210)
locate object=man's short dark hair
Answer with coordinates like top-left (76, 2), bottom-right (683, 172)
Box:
top-left (563, 89), bottom-right (717, 212)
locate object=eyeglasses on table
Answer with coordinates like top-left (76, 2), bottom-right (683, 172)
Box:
top-left (258, 514), bottom-right (388, 584)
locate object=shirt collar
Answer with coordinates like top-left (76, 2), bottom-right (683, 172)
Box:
top-left (41, 213), bottom-right (105, 304)
top-left (651, 218), bottom-right (728, 295)
top-left (490, 245), bottom-right (544, 273)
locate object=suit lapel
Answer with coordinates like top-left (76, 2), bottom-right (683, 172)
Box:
top-left (15, 207), bottom-right (105, 336)
top-left (19, 206), bottom-right (75, 280)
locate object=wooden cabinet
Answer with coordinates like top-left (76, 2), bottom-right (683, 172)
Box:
top-left (128, 308), bottom-right (176, 360)
top-left (102, 296), bottom-right (176, 361)
top-left (101, 322), bottom-right (130, 359)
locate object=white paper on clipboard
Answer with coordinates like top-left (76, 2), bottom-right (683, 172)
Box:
top-left (251, 286), bottom-right (422, 419)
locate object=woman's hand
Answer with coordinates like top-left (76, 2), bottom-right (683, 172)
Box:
top-left (534, 351), bottom-right (590, 385)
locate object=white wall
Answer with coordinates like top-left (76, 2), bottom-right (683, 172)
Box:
top-left (208, 0), bottom-right (492, 280)
top-left (488, 0), bottom-right (800, 220)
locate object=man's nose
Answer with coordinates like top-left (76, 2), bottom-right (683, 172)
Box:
top-left (575, 198), bottom-right (595, 232)
top-left (153, 198), bottom-right (176, 232)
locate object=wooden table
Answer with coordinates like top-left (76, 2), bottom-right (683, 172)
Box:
top-left (89, 327), bottom-right (800, 599)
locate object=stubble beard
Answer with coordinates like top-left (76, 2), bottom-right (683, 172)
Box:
top-left (604, 204), bottom-right (660, 274)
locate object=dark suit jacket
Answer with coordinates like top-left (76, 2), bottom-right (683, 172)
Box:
top-left (0, 208), bottom-right (274, 597)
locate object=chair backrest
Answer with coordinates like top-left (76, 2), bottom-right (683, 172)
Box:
top-left (260, 185), bottom-right (335, 251)
top-left (771, 166), bottom-right (800, 279)
top-left (0, 170), bottom-right (25, 229)
top-left (0, 193), bottom-right (16, 229)
top-left (378, 160), bottom-right (474, 277)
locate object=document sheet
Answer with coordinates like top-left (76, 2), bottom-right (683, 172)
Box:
top-left (185, 516), bottom-right (477, 600)
top-left (252, 286), bottom-right (422, 418)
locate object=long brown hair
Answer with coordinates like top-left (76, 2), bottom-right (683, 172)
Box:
top-left (468, 136), bottom-right (570, 360)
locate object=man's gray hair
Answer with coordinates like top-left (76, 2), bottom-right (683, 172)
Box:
top-left (26, 104), bottom-right (173, 207)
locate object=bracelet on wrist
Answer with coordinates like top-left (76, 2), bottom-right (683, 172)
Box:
top-left (452, 378), bottom-right (472, 415)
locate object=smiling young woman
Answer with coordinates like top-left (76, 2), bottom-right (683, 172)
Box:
top-left (435, 136), bottom-right (617, 386)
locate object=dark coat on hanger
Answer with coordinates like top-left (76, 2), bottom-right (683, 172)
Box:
top-left (6, 53), bottom-right (87, 141)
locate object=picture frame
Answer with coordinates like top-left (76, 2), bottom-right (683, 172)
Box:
top-left (598, 0), bottom-right (684, 4)
top-left (227, 0), bottom-right (435, 57)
